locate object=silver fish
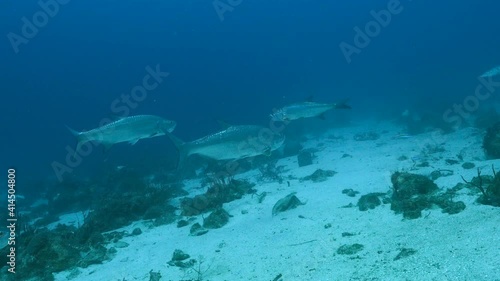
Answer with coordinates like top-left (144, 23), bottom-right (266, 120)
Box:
top-left (270, 100), bottom-right (350, 122)
top-left (68, 115), bottom-right (176, 151)
top-left (166, 125), bottom-right (285, 163)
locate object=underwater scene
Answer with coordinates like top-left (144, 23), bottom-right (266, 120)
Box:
top-left (2, 0), bottom-right (500, 280)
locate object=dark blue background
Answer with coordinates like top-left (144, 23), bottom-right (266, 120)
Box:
top-left (1, 0), bottom-right (499, 182)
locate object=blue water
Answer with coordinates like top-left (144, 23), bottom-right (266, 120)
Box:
top-left (1, 0), bottom-right (500, 182)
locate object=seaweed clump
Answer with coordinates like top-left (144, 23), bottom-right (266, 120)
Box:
top-left (181, 177), bottom-right (256, 216)
top-left (0, 175), bottom-right (183, 280)
top-left (336, 243), bottom-right (364, 255)
top-left (390, 172), bottom-right (465, 219)
top-left (461, 166), bottom-right (500, 206)
top-left (0, 223), bottom-right (109, 281)
top-left (357, 193), bottom-right (387, 211)
top-left (301, 169), bottom-right (337, 183)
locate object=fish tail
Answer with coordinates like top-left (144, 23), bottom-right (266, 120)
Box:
top-left (164, 132), bottom-right (189, 169)
top-left (66, 125), bottom-right (87, 153)
top-left (333, 99), bottom-right (351, 109)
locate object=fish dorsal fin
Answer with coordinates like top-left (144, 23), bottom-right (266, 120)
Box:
top-left (334, 99), bottom-right (351, 109)
top-left (164, 132), bottom-right (189, 169)
top-left (65, 125), bottom-right (80, 136)
top-left (109, 114), bottom-right (126, 121)
top-left (129, 139), bottom-right (140, 145)
top-left (216, 120), bottom-right (232, 130)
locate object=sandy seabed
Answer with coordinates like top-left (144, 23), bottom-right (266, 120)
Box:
top-left (53, 122), bottom-right (500, 281)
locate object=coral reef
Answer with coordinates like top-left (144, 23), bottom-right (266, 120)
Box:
top-left (181, 178), bottom-right (255, 216)
top-left (390, 172), bottom-right (466, 219)
top-left (461, 166), bottom-right (500, 206)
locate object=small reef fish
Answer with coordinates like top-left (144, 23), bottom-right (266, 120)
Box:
top-left (480, 66), bottom-right (500, 78)
top-left (67, 115), bottom-right (177, 152)
top-left (270, 100), bottom-right (351, 122)
top-left (165, 125), bottom-right (285, 164)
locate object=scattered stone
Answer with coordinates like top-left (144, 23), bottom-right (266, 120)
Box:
top-left (445, 159), bottom-right (460, 165)
top-left (324, 223), bottom-right (332, 229)
top-left (430, 169), bottom-right (454, 180)
top-left (297, 150), bottom-right (314, 167)
top-left (391, 172), bottom-right (468, 218)
top-left (114, 241), bottom-right (129, 248)
top-left (301, 169), bottom-right (337, 183)
top-left (341, 232), bottom-right (356, 237)
top-left (272, 192), bottom-right (306, 216)
top-left (171, 249), bottom-right (190, 261)
top-left (337, 243), bottom-right (364, 255)
top-left (203, 208), bottom-right (231, 229)
top-left (272, 273), bottom-right (284, 281)
top-left (392, 172), bottom-right (438, 200)
top-left (416, 161), bottom-right (430, 167)
top-left (341, 153), bottom-right (352, 158)
top-left (149, 270), bottom-right (162, 281)
top-left (167, 258), bottom-right (196, 268)
top-left (177, 219), bottom-right (189, 228)
top-left (397, 155), bottom-right (408, 161)
top-left (131, 227), bottom-right (142, 236)
top-left (394, 248), bottom-right (417, 260)
top-left (189, 223), bottom-right (208, 236)
top-left (462, 162), bottom-right (475, 169)
top-left (79, 245), bottom-right (108, 267)
top-left (357, 193), bottom-right (385, 211)
top-left (390, 172), bottom-right (438, 219)
top-left (440, 200), bottom-right (466, 215)
top-left (167, 250), bottom-right (197, 268)
top-left (341, 203), bottom-right (355, 208)
top-left (241, 209), bottom-right (248, 214)
top-left (342, 188), bottom-right (359, 197)
top-left (181, 179), bottom-right (255, 216)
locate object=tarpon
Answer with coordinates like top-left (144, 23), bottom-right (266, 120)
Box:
top-left (165, 125), bottom-right (285, 164)
top-left (270, 100), bottom-right (351, 122)
top-left (67, 115), bottom-right (176, 152)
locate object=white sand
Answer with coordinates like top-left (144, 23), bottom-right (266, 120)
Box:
top-left (54, 122), bottom-right (500, 281)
